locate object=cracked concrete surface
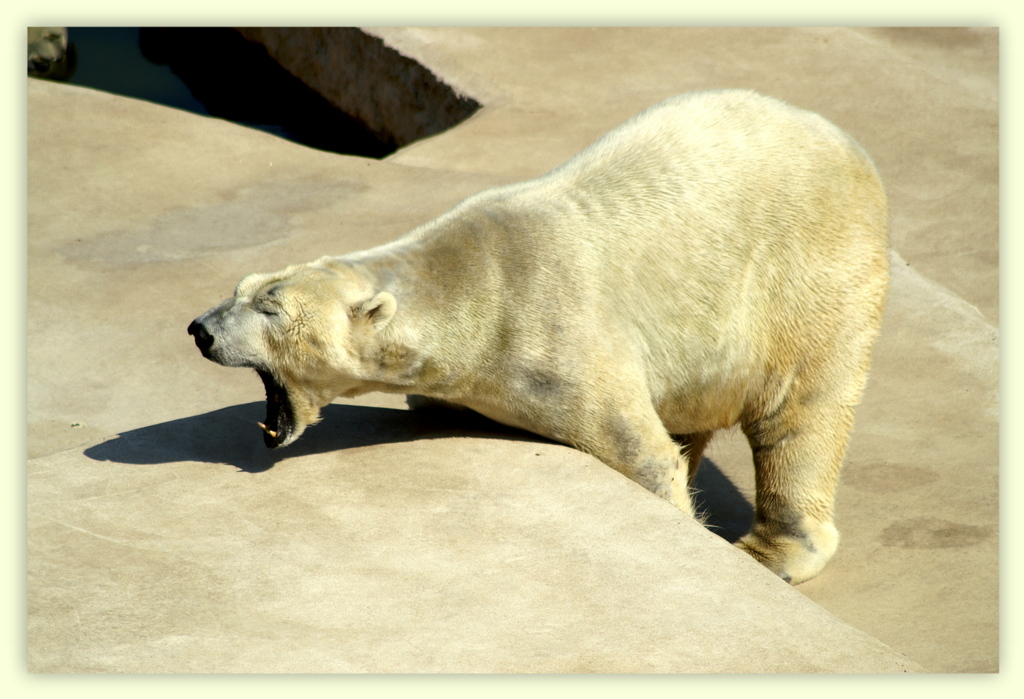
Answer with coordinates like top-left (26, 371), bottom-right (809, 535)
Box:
top-left (26, 27), bottom-right (997, 673)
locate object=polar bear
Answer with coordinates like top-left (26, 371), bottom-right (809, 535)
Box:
top-left (189, 90), bottom-right (889, 584)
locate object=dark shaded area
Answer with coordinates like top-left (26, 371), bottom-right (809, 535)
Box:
top-left (690, 458), bottom-right (754, 543)
top-left (84, 402), bottom-right (541, 473)
top-left (63, 27), bottom-right (394, 158)
top-left (85, 401), bottom-right (754, 542)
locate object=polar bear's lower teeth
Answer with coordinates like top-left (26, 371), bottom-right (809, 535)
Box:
top-left (257, 422), bottom-right (277, 438)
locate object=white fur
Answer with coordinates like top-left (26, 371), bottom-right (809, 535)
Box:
top-left (191, 90), bottom-right (889, 584)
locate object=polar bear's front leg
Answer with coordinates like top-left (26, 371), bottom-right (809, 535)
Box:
top-left (573, 404), bottom-right (699, 519)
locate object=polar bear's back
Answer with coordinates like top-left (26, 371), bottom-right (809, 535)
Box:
top-left (531, 90), bottom-right (887, 300)
top-left (546, 89), bottom-right (885, 244)
top-left (524, 90), bottom-right (889, 427)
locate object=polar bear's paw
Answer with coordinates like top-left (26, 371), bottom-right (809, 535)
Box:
top-left (736, 521), bottom-right (839, 585)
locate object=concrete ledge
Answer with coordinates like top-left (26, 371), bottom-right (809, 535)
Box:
top-left (29, 406), bottom-right (920, 673)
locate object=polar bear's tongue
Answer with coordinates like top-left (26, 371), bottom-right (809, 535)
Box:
top-left (256, 369), bottom-right (292, 448)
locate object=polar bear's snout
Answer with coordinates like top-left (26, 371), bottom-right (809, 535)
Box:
top-left (188, 299), bottom-right (268, 369)
top-left (187, 319), bottom-right (214, 358)
top-left (187, 314), bottom-right (233, 364)
top-left (188, 303), bottom-right (300, 449)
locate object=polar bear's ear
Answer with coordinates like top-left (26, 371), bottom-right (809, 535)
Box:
top-left (355, 292), bottom-right (397, 330)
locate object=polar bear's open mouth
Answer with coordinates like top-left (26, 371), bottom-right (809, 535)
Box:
top-left (256, 369), bottom-right (294, 449)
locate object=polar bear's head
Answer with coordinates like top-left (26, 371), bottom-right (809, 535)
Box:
top-left (188, 258), bottom-right (397, 448)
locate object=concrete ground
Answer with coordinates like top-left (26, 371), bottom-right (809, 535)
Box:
top-left (26, 27), bottom-right (997, 673)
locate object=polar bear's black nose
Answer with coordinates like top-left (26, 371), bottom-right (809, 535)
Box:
top-left (188, 320), bottom-right (214, 355)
